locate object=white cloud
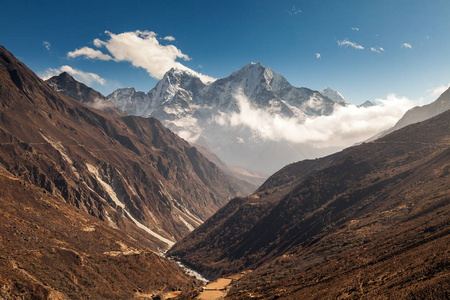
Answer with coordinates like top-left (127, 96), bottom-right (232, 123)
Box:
top-left (90, 97), bottom-right (115, 110)
top-left (166, 116), bottom-right (202, 142)
top-left (351, 27), bottom-right (359, 31)
top-left (315, 53), bottom-right (321, 59)
top-left (370, 47), bottom-right (384, 53)
top-left (43, 41), bottom-right (51, 50)
top-left (67, 47), bottom-right (113, 61)
top-left (337, 38), bottom-right (364, 50)
top-left (287, 6), bottom-right (302, 15)
top-left (72, 30), bottom-right (215, 84)
top-left (214, 91), bottom-right (417, 148)
top-left (163, 36), bottom-right (175, 41)
top-left (428, 83), bottom-right (450, 97)
top-left (401, 43), bottom-right (412, 48)
top-left (40, 65), bottom-right (106, 85)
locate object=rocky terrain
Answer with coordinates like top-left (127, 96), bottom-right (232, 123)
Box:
top-left (169, 106), bottom-right (450, 298)
top-left (1, 43), bottom-right (449, 299)
top-left (0, 45), bottom-right (253, 254)
top-left (0, 166), bottom-right (195, 299)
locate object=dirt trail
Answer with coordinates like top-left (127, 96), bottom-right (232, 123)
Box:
top-left (197, 272), bottom-right (248, 300)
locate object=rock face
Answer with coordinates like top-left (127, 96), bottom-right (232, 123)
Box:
top-left (108, 62), bottom-right (346, 173)
top-left (46, 72), bottom-right (124, 116)
top-left (169, 108), bottom-right (450, 298)
top-left (0, 45), bottom-right (251, 253)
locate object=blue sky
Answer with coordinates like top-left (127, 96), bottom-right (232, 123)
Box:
top-left (1, 0), bottom-right (449, 104)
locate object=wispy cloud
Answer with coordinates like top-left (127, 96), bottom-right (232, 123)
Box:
top-left (67, 46), bottom-right (113, 61)
top-left (428, 83), bottom-right (450, 97)
top-left (351, 27), bottom-right (359, 31)
top-left (69, 30), bottom-right (215, 83)
top-left (337, 38), bottom-right (364, 50)
top-left (315, 53), bottom-right (321, 59)
top-left (43, 41), bottom-right (51, 51)
top-left (40, 65), bottom-right (106, 85)
top-left (163, 36), bottom-right (175, 41)
top-left (214, 91), bottom-right (417, 148)
top-left (370, 47), bottom-right (384, 53)
top-left (287, 6), bottom-right (302, 15)
top-left (401, 43), bottom-right (412, 48)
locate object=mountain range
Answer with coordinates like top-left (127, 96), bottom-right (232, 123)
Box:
top-left (107, 62), bottom-right (348, 174)
top-left (1, 44), bottom-right (449, 299)
top-left (0, 45), bottom-right (253, 255)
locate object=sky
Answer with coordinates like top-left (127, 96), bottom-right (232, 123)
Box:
top-left (1, 0), bottom-right (449, 105)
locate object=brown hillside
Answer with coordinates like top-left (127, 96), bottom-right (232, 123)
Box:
top-left (0, 45), bottom-right (249, 252)
top-left (0, 167), bottom-right (195, 299)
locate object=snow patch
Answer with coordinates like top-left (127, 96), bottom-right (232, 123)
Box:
top-left (103, 210), bottom-right (119, 229)
top-left (178, 214), bottom-right (195, 232)
top-left (40, 133), bottom-right (79, 179)
top-left (124, 210), bottom-right (175, 248)
top-left (85, 163), bottom-right (125, 209)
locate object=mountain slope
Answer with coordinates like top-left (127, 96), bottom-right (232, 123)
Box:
top-left (369, 87), bottom-right (450, 141)
top-left (108, 63), bottom-right (345, 173)
top-left (47, 71), bottom-right (260, 193)
top-left (0, 45), bottom-right (248, 252)
top-left (0, 166), bottom-right (194, 299)
top-left (168, 107), bottom-right (450, 294)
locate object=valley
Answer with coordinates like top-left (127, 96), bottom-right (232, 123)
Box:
top-left (1, 6), bottom-right (449, 297)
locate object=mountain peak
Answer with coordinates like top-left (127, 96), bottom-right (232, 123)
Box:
top-left (164, 67), bottom-right (204, 80)
top-left (358, 100), bottom-right (376, 108)
top-left (321, 87), bottom-right (346, 104)
top-left (58, 71), bottom-right (75, 81)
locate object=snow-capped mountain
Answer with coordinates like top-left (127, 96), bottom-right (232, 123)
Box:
top-left (320, 87), bottom-right (347, 104)
top-left (108, 62), bottom-right (346, 173)
top-left (358, 100), bottom-right (376, 108)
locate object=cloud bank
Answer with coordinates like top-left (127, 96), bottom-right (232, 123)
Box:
top-left (68, 30), bottom-right (215, 84)
top-left (214, 91), bottom-right (417, 148)
top-left (40, 65), bottom-right (106, 85)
